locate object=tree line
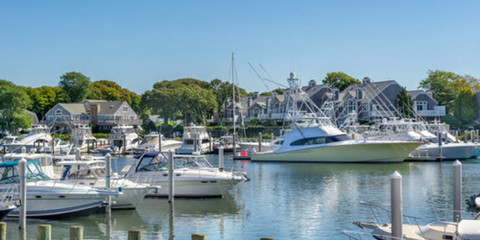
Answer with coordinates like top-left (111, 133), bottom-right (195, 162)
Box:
top-left (0, 69), bottom-right (479, 132)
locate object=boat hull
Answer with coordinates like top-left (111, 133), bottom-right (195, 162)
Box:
top-left (250, 141), bottom-right (422, 163)
top-left (407, 142), bottom-right (480, 161)
top-left (144, 179), bottom-right (240, 198)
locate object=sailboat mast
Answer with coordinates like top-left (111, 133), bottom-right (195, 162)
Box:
top-left (232, 53), bottom-right (236, 135)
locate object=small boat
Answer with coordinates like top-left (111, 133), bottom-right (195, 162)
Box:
top-left (132, 132), bottom-right (182, 154)
top-left (69, 124), bottom-right (97, 153)
top-left (104, 125), bottom-right (141, 154)
top-left (0, 160), bottom-right (120, 218)
top-left (124, 151), bottom-right (247, 197)
top-left (175, 125), bottom-right (212, 155)
top-left (213, 135), bottom-right (241, 153)
top-left (4, 125), bottom-right (52, 153)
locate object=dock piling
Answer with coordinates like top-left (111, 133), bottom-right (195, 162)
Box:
top-left (0, 222), bottom-right (6, 240)
top-left (37, 225), bottom-right (51, 240)
top-left (105, 153), bottom-right (112, 213)
top-left (128, 230), bottom-right (142, 240)
top-left (70, 226), bottom-right (83, 240)
top-left (19, 158), bottom-right (27, 230)
top-left (390, 171), bottom-right (403, 239)
top-left (192, 234), bottom-right (206, 240)
top-left (258, 132), bottom-right (262, 152)
top-left (168, 150), bottom-right (174, 203)
top-left (437, 132), bottom-right (443, 161)
top-left (218, 147), bottom-right (224, 172)
top-left (453, 160), bottom-right (462, 222)
top-left (472, 130), bottom-right (475, 143)
top-left (158, 132), bottom-right (162, 152)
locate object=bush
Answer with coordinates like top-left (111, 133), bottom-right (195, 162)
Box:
top-left (441, 114), bottom-right (461, 129)
top-left (93, 133), bottom-right (109, 139)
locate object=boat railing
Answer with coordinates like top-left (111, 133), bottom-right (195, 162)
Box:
top-left (1, 184), bottom-right (17, 205)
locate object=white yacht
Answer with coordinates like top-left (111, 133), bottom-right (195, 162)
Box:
top-left (132, 132), bottom-right (181, 154)
top-left (175, 125), bottom-right (212, 154)
top-left (0, 160), bottom-right (120, 218)
top-left (105, 125), bottom-right (141, 154)
top-left (250, 73), bottom-right (422, 163)
top-left (4, 125), bottom-right (52, 153)
top-left (70, 124), bottom-right (97, 152)
top-left (124, 151), bottom-right (247, 197)
top-left (3, 153), bottom-right (149, 210)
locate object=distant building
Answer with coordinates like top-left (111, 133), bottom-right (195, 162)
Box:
top-left (44, 100), bottom-right (141, 133)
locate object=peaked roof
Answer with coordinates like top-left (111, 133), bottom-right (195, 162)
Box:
top-left (59, 103), bottom-right (87, 115)
top-left (407, 90), bottom-right (424, 99)
top-left (95, 101), bottom-right (126, 115)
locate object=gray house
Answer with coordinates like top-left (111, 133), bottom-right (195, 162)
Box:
top-left (44, 100), bottom-right (141, 133)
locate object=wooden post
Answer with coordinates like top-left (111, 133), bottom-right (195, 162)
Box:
top-left (37, 225), bottom-right (51, 240)
top-left (128, 230), bottom-right (142, 240)
top-left (0, 222), bottom-right (6, 240)
top-left (453, 160), bottom-right (462, 222)
top-left (19, 158), bottom-right (27, 230)
top-left (192, 234), bottom-right (206, 240)
top-left (391, 171), bottom-right (403, 239)
top-left (218, 147), bottom-right (224, 171)
top-left (105, 153), bottom-right (112, 213)
top-left (70, 226), bottom-right (83, 240)
top-left (258, 132), bottom-right (262, 152)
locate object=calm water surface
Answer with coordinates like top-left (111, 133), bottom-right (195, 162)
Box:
top-left (5, 155), bottom-right (480, 239)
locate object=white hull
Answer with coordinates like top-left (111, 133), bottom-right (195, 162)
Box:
top-left (175, 143), bottom-right (211, 154)
top-left (251, 141), bottom-right (422, 163)
top-left (132, 141), bottom-right (182, 154)
top-left (407, 142), bottom-right (480, 161)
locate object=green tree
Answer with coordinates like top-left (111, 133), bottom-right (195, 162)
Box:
top-left (86, 80), bottom-right (141, 112)
top-left (24, 86), bottom-right (68, 119)
top-left (395, 87), bottom-right (414, 118)
top-left (58, 71), bottom-right (91, 102)
top-left (322, 72), bottom-right (360, 91)
top-left (454, 88), bottom-right (478, 126)
top-left (419, 70), bottom-right (460, 112)
top-left (0, 80), bottom-right (32, 131)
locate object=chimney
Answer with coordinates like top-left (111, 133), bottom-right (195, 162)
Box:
top-left (362, 77), bottom-right (371, 86)
top-left (427, 90), bottom-right (436, 99)
top-left (309, 79), bottom-right (316, 87)
top-left (253, 92), bottom-right (259, 99)
top-left (265, 97), bottom-right (270, 114)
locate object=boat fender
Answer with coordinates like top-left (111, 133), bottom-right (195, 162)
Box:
top-left (118, 187), bottom-right (123, 192)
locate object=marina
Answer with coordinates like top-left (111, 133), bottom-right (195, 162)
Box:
top-left (1, 153), bottom-right (480, 239)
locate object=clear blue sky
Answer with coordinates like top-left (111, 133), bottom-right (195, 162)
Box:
top-left (1, 1), bottom-right (479, 94)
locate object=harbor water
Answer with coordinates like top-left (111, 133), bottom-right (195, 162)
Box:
top-left (4, 155), bottom-right (480, 239)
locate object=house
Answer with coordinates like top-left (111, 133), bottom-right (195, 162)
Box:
top-left (407, 90), bottom-right (445, 119)
top-left (44, 100), bottom-right (141, 133)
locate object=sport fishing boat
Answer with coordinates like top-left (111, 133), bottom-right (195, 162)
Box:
top-left (69, 124), bottom-right (97, 153)
top-left (100, 125), bottom-right (141, 154)
top-left (175, 125), bottom-right (212, 155)
top-left (0, 160), bottom-right (120, 218)
top-left (4, 125), bottom-right (52, 153)
top-left (132, 132), bottom-right (181, 154)
top-left (250, 73), bottom-right (422, 163)
top-left (124, 151), bottom-right (247, 197)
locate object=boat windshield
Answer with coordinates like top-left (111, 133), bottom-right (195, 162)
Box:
top-left (136, 153), bottom-right (212, 172)
top-left (0, 161), bottom-right (50, 183)
top-left (290, 134), bottom-right (351, 146)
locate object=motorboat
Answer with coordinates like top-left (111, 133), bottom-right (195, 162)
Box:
top-left (0, 134), bottom-right (17, 152)
top-left (407, 142), bottom-right (480, 161)
top-left (69, 124), bottom-right (97, 153)
top-left (55, 159), bottom-right (151, 210)
top-left (0, 160), bottom-right (120, 218)
top-left (250, 73), bottom-right (422, 163)
top-left (4, 125), bottom-right (52, 153)
top-left (3, 153), bottom-right (149, 210)
top-left (132, 132), bottom-right (181, 154)
top-left (0, 187), bottom-right (17, 220)
top-left (124, 151), bottom-right (247, 197)
top-left (175, 125), bottom-right (212, 154)
top-left (213, 135), bottom-right (241, 153)
top-left (101, 125), bottom-right (141, 154)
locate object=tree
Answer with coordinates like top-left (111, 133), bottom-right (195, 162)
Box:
top-left (395, 87), bottom-right (414, 118)
top-left (454, 88), bottom-right (478, 126)
top-left (25, 86), bottom-right (68, 119)
top-left (58, 71), bottom-right (91, 102)
top-left (322, 72), bottom-right (360, 91)
top-left (419, 70), bottom-right (460, 112)
top-left (86, 80), bottom-right (141, 112)
top-left (0, 80), bottom-right (32, 132)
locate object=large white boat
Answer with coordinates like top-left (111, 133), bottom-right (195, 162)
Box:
top-left (250, 73), bottom-right (422, 163)
top-left (124, 151), bottom-right (247, 197)
top-left (104, 125), bottom-right (141, 154)
top-left (0, 160), bottom-right (120, 218)
top-left (4, 125), bottom-right (52, 153)
top-left (3, 153), bottom-right (149, 210)
top-left (132, 132), bottom-right (181, 154)
top-left (175, 125), bottom-right (212, 154)
top-left (69, 124), bottom-right (97, 153)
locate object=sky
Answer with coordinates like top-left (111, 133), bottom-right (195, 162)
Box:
top-left (1, 1), bottom-right (479, 94)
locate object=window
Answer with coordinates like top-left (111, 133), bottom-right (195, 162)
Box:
top-left (290, 134), bottom-right (351, 146)
top-left (415, 101), bottom-right (428, 111)
top-left (123, 107), bottom-right (128, 112)
top-left (55, 109), bottom-right (62, 116)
